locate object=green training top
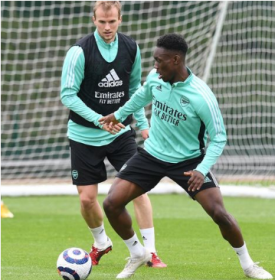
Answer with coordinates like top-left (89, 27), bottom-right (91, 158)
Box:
top-left (115, 68), bottom-right (227, 176)
top-left (60, 29), bottom-right (149, 146)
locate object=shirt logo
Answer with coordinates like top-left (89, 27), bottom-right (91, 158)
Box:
top-left (180, 96), bottom-right (190, 107)
top-left (98, 69), bottom-right (123, 87)
top-left (156, 85), bottom-right (162, 91)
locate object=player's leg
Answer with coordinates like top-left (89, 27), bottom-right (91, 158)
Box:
top-left (133, 195), bottom-right (167, 267)
top-left (104, 148), bottom-right (164, 278)
top-left (169, 156), bottom-right (244, 247)
top-left (169, 157), bottom-right (273, 280)
top-left (195, 187), bottom-right (244, 246)
top-left (77, 184), bottom-right (102, 228)
top-left (133, 195), bottom-right (153, 231)
top-left (76, 184), bottom-right (112, 253)
top-left (70, 139), bottom-right (112, 265)
top-left (103, 178), bottom-right (152, 278)
top-left (195, 187), bottom-right (273, 279)
top-left (107, 131), bottom-right (166, 267)
top-left (104, 178), bottom-right (145, 239)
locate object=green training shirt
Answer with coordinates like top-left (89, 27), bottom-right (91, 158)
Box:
top-left (60, 29), bottom-right (149, 146)
top-left (115, 68), bottom-right (227, 176)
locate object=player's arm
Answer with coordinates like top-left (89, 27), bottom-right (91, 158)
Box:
top-left (195, 96), bottom-right (226, 176)
top-left (99, 77), bottom-right (153, 127)
top-left (129, 45), bottom-right (149, 135)
top-left (185, 91), bottom-right (227, 192)
top-left (188, 92), bottom-right (226, 191)
top-left (60, 46), bottom-right (121, 133)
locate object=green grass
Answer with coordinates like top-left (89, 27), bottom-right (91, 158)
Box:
top-left (1, 195), bottom-right (275, 280)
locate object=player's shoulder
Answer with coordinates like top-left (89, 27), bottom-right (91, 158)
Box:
top-left (148, 68), bottom-right (157, 75)
top-left (190, 73), bottom-right (214, 95)
top-left (188, 74), bottom-right (219, 108)
top-left (146, 69), bottom-right (159, 81)
top-left (117, 32), bottom-right (138, 57)
top-left (75, 32), bottom-right (94, 46)
top-left (144, 69), bottom-right (167, 91)
top-left (66, 46), bottom-right (84, 60)
top-left (118, 32), bottom-right (137, 44)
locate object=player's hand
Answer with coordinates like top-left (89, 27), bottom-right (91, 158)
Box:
top-left (140, 129), bottom-right (149, 140)
top-left (99, 113), bottom-right (120, 125)
top-left (99, 113), bottom-right (125, 134)
top-left (184, 170), bottom-right (204, 192)
top-left (101, 122), bottom-right (125, 134)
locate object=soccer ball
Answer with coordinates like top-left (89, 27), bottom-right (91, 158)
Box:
top-left (57, 247), bottom-right (92, 280)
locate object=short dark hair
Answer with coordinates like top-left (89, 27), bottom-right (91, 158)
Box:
top-left (157, 33), bottom-right (188, 56)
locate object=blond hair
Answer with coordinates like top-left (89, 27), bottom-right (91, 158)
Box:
top-left (93, 1), bottom-right (121, 18)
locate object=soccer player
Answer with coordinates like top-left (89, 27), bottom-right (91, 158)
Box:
top-left (99, 34), bottom-right (273, 279)
top-left (60, 1), bottom-right (166, 268)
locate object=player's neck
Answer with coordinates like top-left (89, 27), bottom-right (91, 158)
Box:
top-left (171, 67), bottom-right (189, 84)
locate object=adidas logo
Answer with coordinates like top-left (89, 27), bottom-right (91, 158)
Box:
top-left (98, 69), bottom-right (123, 87)
top-left (156, 85), bottom-right (162, 91)
top-left (120, 164), bottom-right (127, 172)
top-left (204, 176), bottom-right (212, 183)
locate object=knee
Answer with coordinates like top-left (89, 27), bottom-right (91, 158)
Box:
top-left (79, 194), bottom-right (95, 210)
top-left (133, 193), bottom-right (149, 205)
top-left (103, 194), bottom-right (127, 218)
top-left (103, 197), bottom-right (116, 216)
top-left (211, 206), bottom-right (233, 227)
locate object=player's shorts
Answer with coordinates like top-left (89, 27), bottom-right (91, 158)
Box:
top-left (69, 128), bottom-right (137, 185)
top-left (117, 147), bottom-right (219, 199)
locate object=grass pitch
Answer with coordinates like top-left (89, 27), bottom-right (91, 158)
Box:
top-left (1, 194), bottom-right (275, 280)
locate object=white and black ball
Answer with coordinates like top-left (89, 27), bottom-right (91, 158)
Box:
top-left (57, 247), bottom-right (92, 280)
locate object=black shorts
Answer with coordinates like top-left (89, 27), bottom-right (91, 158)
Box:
top-left (117, 147), bottom-right (219, 199)
top-left (69, 128), bottom-right (137, 185)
